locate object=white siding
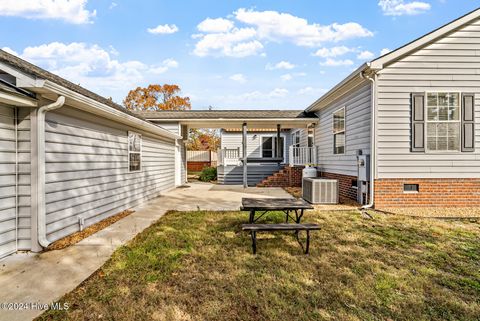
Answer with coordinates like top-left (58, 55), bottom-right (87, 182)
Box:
top-left (156, 122), bottom-right (180, 135)
top-left (315, 82), bottom-right (371, 177)
top-left (43, 107), bottom-right (176, 243)
top-left (376, 17), bottom-right (480, 178)
top-left (17, 108), bottom-right (31, 250)
top-left (221, 131), bottom-right (291, 164)
top-left (0, 105), bottom-right (16, 258)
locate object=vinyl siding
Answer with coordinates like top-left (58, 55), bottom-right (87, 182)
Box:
top-left (16, 108), bottom-right (31, 250)
top-left (376, 17), bottom-right (480, 178)
top-left (43, 107), bottom-right (176, 243)
top-left (156, 122), bottom-right (180, 135)
top-left (315, 82), bottom-right (371, 177)
top-left (221, 131), bottom-right (291, 164)
top-left (0, 105), bottom-right (16, 258)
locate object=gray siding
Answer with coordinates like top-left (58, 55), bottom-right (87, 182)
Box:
top-left (43, 107), bottom-right (176, 243)
top-left (221, 131), bottom-right (291, 164)
top-left (156, 122), bottom-right (180, 135)
top-left (315, 82), bottom-right (372, 177)
top-left (376, 17), bottom-right (480, 178)
top-left (218, 164), bottom-right (284, 186)
top-left (0, 105), bottom-right (16, 258)
top-left (17, 108), bottom-right (31, 250)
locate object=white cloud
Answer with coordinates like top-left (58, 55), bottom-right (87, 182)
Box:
top-left (239, 88), bottom-right (289, 100)
top-left (109, 2), bottom-right (117, 9)
top-left (229, 73), bottom-right (247, 83)
top-left (147, 24), bottom-right (179, 35)
top-left (380, 48), bottom-right (392, 55)
top-left (313, 46), bottom-right (353, 58)
top-left (2, 47), bottom-right (19, 56)
top-left (235, 8), bottom-right (373, 47)
top-left (197, 18), bottom-right (234, 33)
top-left (269, 88), bottom-right (289, 97)
top-left (281, 74), bottom-right (292, 81)
top-left (378, 0), bottom-right (431, 16)
top-left (193, 27), bottom-right (263, 57)
top-left (150, 58), bottom-right (179, 74)
top-left (357, 50), bottom-right (375, 60)
top-left (0, 0), bottom-right (95, 24)
top-left (319, 58), bottom-right (354, 66)
top-left (192, 8), bottom-right (373, 57)
top-left (7, 42), bottom-right (177, 101)
top-left (265, 61), bottom-right (296, 70)
top-left (297, 87), bottom-right (327, 95)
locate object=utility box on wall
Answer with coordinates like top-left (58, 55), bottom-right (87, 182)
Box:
top-left (357, 154), bottom-right (370, 205)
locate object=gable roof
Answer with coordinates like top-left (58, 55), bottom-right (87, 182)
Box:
top-left (306, 7), bottom-right (480, 112)
top-left (138, 110), bottom-right (315, 120)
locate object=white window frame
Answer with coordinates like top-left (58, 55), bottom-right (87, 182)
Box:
top-left (307, 124), bottom-right (315, 148)
top-left (128, 131), bottom-right (142, 172)
top-left (292, 130), bottom-right (301, 148)
top-left (259, 134), bottom-right (286, 160)
top-left (333, 107), bottom-right (346, 155)
top-left (424, 91), bottom-right (462, 153)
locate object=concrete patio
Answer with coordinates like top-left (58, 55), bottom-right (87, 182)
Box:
top-left (0, 182), bottom-right (292, 321)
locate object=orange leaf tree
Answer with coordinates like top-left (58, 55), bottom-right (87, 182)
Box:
top-left (186, 129), bottom-right (220, 151)
top-left (123, 84), bottom-right (191, 111)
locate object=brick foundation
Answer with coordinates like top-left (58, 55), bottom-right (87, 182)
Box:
top-left (374, 178), bottom-right (480, 208)
top-left (319, 172), bottom-right (358, 201)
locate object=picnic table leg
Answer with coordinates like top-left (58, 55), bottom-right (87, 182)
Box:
top-left (285, 210), bottom-right (289, 223)
top-left (249, 210), bottom-right (255, 223)
top-left (305, 230), bottom-right (310, 254)
top-left (251, 231), bottom-right (257, 254)
top-left (297, 209), bottom-right (304, 223)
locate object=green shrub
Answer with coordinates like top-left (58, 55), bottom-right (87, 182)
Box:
top-left (199, 167), bottom-right (217, 182)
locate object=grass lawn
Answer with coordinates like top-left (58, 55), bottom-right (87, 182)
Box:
top-left (38, 210), bottom-right (480, 321)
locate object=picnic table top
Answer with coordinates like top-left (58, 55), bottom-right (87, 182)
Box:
top-left (241, 198), bottom-right (314, 210)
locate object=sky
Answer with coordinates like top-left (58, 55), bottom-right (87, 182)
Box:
top-left (0, 0), bottom-right (478, 110)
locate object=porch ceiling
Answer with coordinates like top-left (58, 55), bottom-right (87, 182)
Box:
top-left (139, 110), bottom-right (317, 129)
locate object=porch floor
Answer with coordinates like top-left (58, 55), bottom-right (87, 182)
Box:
top-left (0, 182), bottom-right (291, 321)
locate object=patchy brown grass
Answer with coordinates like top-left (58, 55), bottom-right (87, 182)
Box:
top-left (38, 210), bottom-right (480, 321)
top-left (47, 210), bottom-right (134, 251)
top-left (378, 207), bottom-right (480, 219)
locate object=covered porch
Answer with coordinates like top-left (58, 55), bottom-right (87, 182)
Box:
top-left (139, 110), bottom-right (318, 187)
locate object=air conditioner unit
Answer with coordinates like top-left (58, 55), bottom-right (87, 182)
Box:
top-left (302, 178), bottom-right (339, 204)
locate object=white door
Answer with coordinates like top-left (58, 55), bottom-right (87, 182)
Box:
top-left (0, 106), bottom-right (17, 259)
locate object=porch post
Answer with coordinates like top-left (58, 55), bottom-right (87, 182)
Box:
top-left (242, 122), bottom-right (248, 188)
top-left (276, 124), bottom-right (281, 162)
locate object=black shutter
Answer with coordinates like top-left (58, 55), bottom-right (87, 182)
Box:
top-left (462, 93), bottom-right (475, 152)
top-left (411, 93), bottom-right (425, 152)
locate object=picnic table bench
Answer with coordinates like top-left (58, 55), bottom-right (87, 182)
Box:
top-left (240, 198), bottom-right (319, 254)
top-left (240, 198), bottom-right (314, 224)
top-left (242, 223), bottom-right (320, 254)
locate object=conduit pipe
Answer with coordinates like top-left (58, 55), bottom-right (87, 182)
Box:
top-left (35, 96), bottom-right (65, 248)
top-left (360, 70), bottom-right (377, 211)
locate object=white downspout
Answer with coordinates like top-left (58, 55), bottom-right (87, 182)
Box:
top-left (35, 96), bottom-right (65, 248)
top-left (360, 71), bottom-right (376, 210)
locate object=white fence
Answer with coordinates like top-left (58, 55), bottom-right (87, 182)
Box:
top-left (187, 150), bottom-right (218, 162)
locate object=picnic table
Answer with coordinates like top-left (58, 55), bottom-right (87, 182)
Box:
top-left (240, 198), bottom-right (314, 224)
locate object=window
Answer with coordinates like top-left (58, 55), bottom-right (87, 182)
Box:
top-left (404, 184), bottom-right (419, 193)
top-left (261, 136), bottom-right (284, 158)
top-left (292, 131), bottom-right (300, 158)
top-left (307, 125), bottom-right (315, 148)
top-left (426, 92), bottom-right (460, 151)
top-left (128, 131), bottom-right (142, 172)
top-left (333, 107), bottom-right (345, 154)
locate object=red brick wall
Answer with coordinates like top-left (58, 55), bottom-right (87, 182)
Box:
top-left (187, 161), bottom-right (211, 172)
top-left (286, 166), bottom-right (304, 187)
top-left (319, 172), bottom-right (358, 201)
top-left (375, 178), bottom-right (480, 208)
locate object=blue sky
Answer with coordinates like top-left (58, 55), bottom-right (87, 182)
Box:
top-left (0, 0), bottom-right (478, 110)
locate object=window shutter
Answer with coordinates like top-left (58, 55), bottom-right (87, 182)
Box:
top-left (411, 93), bottom-right (425, 152)
top-left (462, 93), bottom-right (475, 152)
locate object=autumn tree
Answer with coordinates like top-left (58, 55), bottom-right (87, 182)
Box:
top-left (186, 129), bottom-right (220, 151)
top-left (123, 84), bottom-right (191, 111)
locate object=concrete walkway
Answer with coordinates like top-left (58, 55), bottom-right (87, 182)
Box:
top-left (0, 182), bottom-right (291, 321)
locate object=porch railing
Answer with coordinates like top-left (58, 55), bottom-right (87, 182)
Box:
top-left (289, 146), bottom-right (317, 166)
top-left (217, 148), bottom-right (241, 166)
